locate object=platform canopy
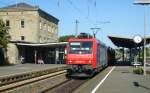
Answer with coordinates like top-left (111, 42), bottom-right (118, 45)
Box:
top-left (108, 35), bottom-right (150, 48)
top-left (16, 42), bottom-right (68, 47)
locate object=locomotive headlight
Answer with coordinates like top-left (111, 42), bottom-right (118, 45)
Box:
top-left (89, 60), bottom-right (92, 63)
top-left (69, 60), bottom-right (72, 63)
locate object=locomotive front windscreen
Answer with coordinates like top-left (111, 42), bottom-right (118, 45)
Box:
top-left (69, 41), bottom-right (93, 54)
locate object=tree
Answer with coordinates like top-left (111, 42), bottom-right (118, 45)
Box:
top-left (146, 47), bottom-right (150, 57)
top-left (0, 19), bottom-right (10, 48)
top-left (59, 35), bottom-right (75, 42)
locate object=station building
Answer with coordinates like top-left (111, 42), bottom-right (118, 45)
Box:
top-left (0, 3), bottom-right (66, 64)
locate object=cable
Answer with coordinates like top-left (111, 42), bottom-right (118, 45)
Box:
top-left (87, 0), bottom-right (90, 17)
top-left (67, 0), bottom-right (85, 17)
top-left (0, 1), bottom-right (11, 6)
top-left (0, 0), bottom-right (18, 6)
top-left (66, 0), bottom-right (95, 25)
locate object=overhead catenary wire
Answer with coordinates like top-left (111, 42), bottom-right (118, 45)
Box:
top-left (66, 0), bottom-right (95, 25)
top-left (87, 0), bottom-right (90, 17)
top-left (57, 0), bottom-right (60, 7)
top-left (66, 0), bottom-right (87, 18)
top-left (66, 0), bottom-right (108, 39)
top-left (0, 1), bottom-right (107, 33)
top-left (0, 0), bottom-right (14, 6)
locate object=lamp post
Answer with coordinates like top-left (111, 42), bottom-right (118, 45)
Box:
top-left (134, 0), bottom-right (150, 75)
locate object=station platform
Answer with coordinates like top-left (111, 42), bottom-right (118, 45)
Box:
top-left (95, 66), bottom-right (150, 93)
top-left (0, 64), bottom-right (67, 86)
top-left (73, 66), bottom-right (150, 93)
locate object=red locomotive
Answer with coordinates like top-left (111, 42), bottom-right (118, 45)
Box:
top-left (66, 33), bottom-right (108, 77)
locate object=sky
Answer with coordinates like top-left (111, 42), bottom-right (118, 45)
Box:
top-left (0, 0), bottom-right (150, 48)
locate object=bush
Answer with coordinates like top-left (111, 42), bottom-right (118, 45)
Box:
top-left (133, 67), bottom-right (144, 74)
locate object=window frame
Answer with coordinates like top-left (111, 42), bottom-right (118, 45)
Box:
top-left (21, 20), bottom-right (25, 28)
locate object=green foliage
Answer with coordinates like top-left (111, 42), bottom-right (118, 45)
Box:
top-left (59, 35), bottom-right (75, 42)
top-left (115, 49), bottom-right (122, 60)
top-left (0, 19), bottom-right (11, 48)
top-left (146, 47), bottom-right (150, 57)
top-left (133, 67), bottom-right (143, 74)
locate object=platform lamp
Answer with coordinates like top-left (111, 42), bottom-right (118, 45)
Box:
top-left (134, 0), bottom-right (150, 75)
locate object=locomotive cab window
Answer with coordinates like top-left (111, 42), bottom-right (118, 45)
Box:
top-left (69, 41), bottom-right (93, 54)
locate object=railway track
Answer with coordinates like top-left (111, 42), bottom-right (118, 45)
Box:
top-left (0, 70), bottom-right (68, 93)
top-left (0, 66), bottom-right (67, 87)
top-left (44, 78), bottom-right (88, 93)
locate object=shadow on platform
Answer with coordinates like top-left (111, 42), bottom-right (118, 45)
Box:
top-left (111, 61), bottom-right (131, 66)
top-left (133, 81), bottom-right (150, 91)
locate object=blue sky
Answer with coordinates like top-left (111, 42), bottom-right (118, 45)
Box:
top-left (0, 0), bottom-right (150, 48)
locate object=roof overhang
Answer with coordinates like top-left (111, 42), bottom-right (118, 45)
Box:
top-left (108, 35), bottom-right (150, 48)
top-left (16, 42), bottom-right (68, 47)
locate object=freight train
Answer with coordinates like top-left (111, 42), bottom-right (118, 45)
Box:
top-left (66, 33), bottom-right (115, 77)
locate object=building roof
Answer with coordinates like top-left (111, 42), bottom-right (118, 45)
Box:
top-left (0, 2), bottom-right (39, 11)
top-left (1, 3), bottom-right (35, 9)
top-left (108, 35), bottom-right (150, 48)
top-left (0, 2), bottom-right (59, 24)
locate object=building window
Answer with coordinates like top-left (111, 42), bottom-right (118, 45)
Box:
top-left (39, 36), bottom-right (42, 43)
top-left (54, 28), bottom-right (56, 34)
top-left (21, 11), bottom-right (24, 15)
top-left (40, 22), bottom-right (42, 29)
top-left (6, 20), bottom-right (10, 26)
top-left (21, 20), bottom-right (24, 28)
top-left (44, 23), bottom-right (46, 31)
top-left (51, 26), bottom-right (54, 33)
top-left (48, 25), bottom-right (50, 32)
top-left (21, 36), bottom-right (25, 40)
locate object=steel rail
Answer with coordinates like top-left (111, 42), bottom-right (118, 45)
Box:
top-left (0, 70), bottom-right (66, 92)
